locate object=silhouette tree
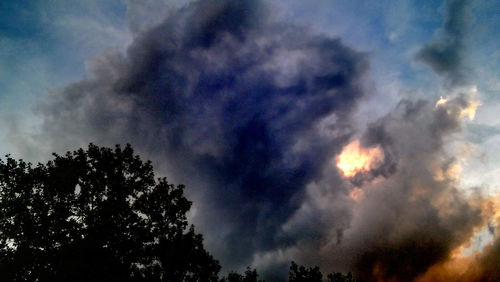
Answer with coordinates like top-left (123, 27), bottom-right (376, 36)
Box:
top-left (0, 144), bottom-right (220, 282)
top-left (289, 262), bottom-right (358, 282)
top-left (327, 272), bottom-right (356, 282)
top-left (220, 267), bottom-right (261, 282)
top-left (289, 261), bottom-right (322, 282)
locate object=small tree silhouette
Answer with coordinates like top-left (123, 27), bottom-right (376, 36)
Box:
top-left (289, 261), bottom-right (322, 282)
top-left (289, 262), bottom-right (358, 282)
top-left (0, 144), bottom-right (220, 282)
top-left (327, 272), bottom-right (356, 282)
top-left (221, 267), bottom-right (260, 282)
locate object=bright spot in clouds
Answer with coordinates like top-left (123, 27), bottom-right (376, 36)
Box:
top-left (436, 96), bottom-right (448, 107)
top-left (461, 100), bottom-right (479, 121)
top-left (336, 140), bottom-right (384, 177)
top-left (435, 94), bottom-right (479, 121)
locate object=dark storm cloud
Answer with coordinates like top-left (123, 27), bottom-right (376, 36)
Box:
top-left (27, 0), bottom-right (370, 274)
top-left (416, 0), bottom-right (472, 86)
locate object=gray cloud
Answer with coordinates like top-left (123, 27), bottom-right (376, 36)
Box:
top-left (262, 94), bottom-right (487, 280)
top-left (347, 96), bottom-right (481, 280)
top-left (416, 0), bottom-right (472, 87)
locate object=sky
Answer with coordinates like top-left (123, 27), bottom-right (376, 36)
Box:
top-left (1, 0), bottom-right (500, 280)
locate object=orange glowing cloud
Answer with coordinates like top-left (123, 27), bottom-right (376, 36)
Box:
top-left (337, 140), bottom-right (384, 178)
top-left (460, 100), bottom-right (479, 121)
top-left (415, 193), bottom-right (500, 282)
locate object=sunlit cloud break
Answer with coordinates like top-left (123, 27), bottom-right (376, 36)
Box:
top-left (336, 140), bottom-right (384, 178)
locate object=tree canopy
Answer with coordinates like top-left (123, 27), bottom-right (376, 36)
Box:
top-left (289, 261), bottom-right (323, 282)
top-left (220, 267), bottom-right (261, 282)
top-left (0, 144), bottom-right (220, 282)
top-left (289, 261), bottom-right (357, 282)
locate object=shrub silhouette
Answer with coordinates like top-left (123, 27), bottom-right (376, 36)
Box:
top-left (0, 144), bottom-right (220, 282)
top-left (289, 261), bottom-right (322, 282)
top-left (289, 262), bottom-right (357, 282)
top-left (220, 267), bottom-right (261, 282)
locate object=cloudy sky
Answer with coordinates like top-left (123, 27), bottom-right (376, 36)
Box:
top-left (1, 0), bottom-right (500, 280)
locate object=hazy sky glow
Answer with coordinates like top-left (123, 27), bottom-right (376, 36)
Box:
top-left (1, 0), bottom-right (500, 280)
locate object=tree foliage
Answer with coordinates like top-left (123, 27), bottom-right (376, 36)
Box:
top-left (326, 272), bottom-right (356, 282)
top-left (220, 267), bottom-right (261, 282)
top-left (289, 261), bottom-right (323, 282)
top-left (0, 144), bottom-right (220, 281)
top-left (289, 262), bottom-right (357, 282)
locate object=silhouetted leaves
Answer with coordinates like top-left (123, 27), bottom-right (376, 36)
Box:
top-left (0, 144), bottom-right (220, 281)
top-left (289, 261), bottom-right (322, 282)
top-left (220, 267), bottom-right (261, 282)
top-left (288, 262), bottom-right (358, 282)
top-left (327, 272), bottom-right (356, 282)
